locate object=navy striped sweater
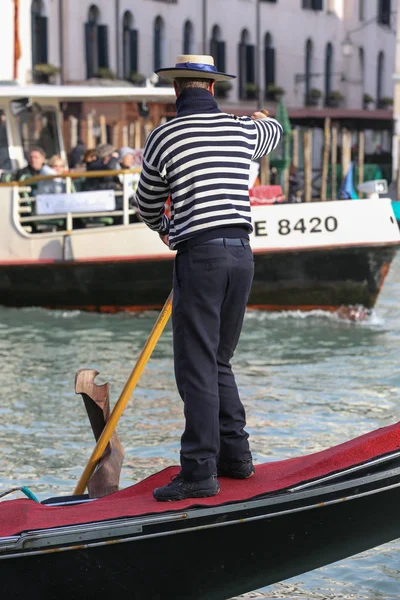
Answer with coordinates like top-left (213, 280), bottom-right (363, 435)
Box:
top-left (136, 88), bottom-right (283, 249)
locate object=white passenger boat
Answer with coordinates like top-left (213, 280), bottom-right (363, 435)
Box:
top-left (0, 85), bottom-right (398, 314)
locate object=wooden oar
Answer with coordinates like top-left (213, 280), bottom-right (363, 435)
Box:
top-left (73, 291), bottom-right (173, 495)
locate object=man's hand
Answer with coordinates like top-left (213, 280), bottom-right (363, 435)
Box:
top-left (159, 233), bottom-right (169, 247)
top-left (251, 109), bottom-right (269, 120)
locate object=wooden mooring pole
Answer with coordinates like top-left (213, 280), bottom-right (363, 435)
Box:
top-left (358, 131), bottom-right (365, 197)
top-left (331, 124), bottom-right (338, 200)
top-left (303, 129), bottom-right (312, 202)
top-left (320, 117), bottom-right (331, 201)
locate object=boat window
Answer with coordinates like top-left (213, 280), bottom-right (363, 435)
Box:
top-left (0, 110), bottom-right (12, 171)
top-left (16, 104), bottom-right (60, 160)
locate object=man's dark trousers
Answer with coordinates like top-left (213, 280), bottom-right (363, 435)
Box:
top-left (172, 238), bottom-right (254, 481)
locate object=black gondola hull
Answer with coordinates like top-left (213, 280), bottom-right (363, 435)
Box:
top-left (2, 461), bottom-right (400, 600)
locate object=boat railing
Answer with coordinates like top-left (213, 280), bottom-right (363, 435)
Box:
top-left (0, 169), bottom-right (143, 234)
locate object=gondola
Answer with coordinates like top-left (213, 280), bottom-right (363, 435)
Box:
top-left (1, 420), bottom-right (400, 600)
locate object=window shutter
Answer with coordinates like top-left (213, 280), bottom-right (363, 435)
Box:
top-left (264, 46), bottom-right (275, 96)
top-left (379, 0), bottom-right (391, 25)
top-left (324, 45), bottom-right (333, 97)
top-left (217, 41), bottom-right (226, 73)
top-left (123, 29), bottom-right (130, 79)
top-left (85, 22), bottom-right (95, 79)
top-left (246, 45), bottom-right (255, 83)
top-left (154, 29), bottom-right (161, 71)
top-left (183, 25), bottom-right (191, 54)
top-left (130, 29), bottom-right (138, 74)
top-left (38, 16), bottom-right (48, 64)
top-left (238, 42), bottom-right (246, 98)
top-left (32, 16), bottom-right (39, 67)
top-left (98, 24), bottom-right (109, 69)
top-left (312, 0), bottom-right (323, 9)
top-left (210, 39), bottom-right (218, 63)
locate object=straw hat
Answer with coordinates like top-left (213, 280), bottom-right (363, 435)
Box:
top-left (155, 54), bottom-right (236, 82)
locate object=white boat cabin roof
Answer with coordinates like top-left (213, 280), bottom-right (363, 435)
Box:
top-left (0, 84), bottom-right (176, 103)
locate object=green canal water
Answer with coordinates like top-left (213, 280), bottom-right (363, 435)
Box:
top-left (1, 256), bottom-right (400, 598)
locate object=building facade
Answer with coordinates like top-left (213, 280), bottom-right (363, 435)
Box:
top-left (3, 0), bottom-right (397, 112)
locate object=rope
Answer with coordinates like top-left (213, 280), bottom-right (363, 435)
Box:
top-left (0, 486), bottom-right (40, 502)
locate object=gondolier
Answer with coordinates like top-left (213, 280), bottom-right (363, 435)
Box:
top-left (136, 54), bottom-right (282, 501)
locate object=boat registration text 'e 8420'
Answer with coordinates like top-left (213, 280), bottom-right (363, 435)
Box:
top-left (253, 215), bottom-right (338, 237)
top-left (249, 198), bottom-right (400, 251)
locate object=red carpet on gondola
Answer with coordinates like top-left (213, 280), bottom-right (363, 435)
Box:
top-left (1, 421), bottom-right (400, 538)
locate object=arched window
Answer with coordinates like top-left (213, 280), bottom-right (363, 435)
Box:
top-left (324, 42), bottom-right (333, 102)
top-left (264, 33), bottom-right (275, 100)
top-left (31, 0), bottom-right (48, 80)
top-left (123, 11), bottom-right (138, 79)
top-left (85, 5), bottom-right (109, 79)
top-left (88, 4), bottom-right (99, 22)
top-left (377, 51), bottom-right (386, 106)
top-left (154, 16), bottom-right (165, 71)
top-left (210, 25), bottom-right (225, 72)
top-left (183, 20), bottom-right (194, 54)
top-left (238, 29), bottom-right (255, 100)
top-left (305, 38), bottom-right (313, 104)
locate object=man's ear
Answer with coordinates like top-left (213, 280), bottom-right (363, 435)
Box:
top-left (173, 81), bottom-right (179, 98)
top-left (210, 81), bottom-right (215, 96)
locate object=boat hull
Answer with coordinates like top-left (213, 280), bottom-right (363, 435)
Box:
top-left (2, 459), bottom-right (400, 600)
top-left (0, 244), bottom-right (396, 312)
top-left (2, 484), bottom-right (400, 599)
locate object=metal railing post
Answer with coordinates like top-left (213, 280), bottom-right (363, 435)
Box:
top-left (122, 173), bottom-right (129, 226)
top-left (66, 176), bottom-right (72, 194)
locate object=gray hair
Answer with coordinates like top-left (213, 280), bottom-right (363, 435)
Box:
top-left (95, 143), bottom-right (115, 159)
top-left (29, 146), bottom-right (46, 157)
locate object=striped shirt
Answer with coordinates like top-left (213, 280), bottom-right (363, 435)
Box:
top-left (136, 101), bottom-right (282, 249)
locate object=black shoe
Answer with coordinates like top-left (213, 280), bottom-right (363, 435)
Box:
top-left (217, 458), bottom-right (255, 479)
top-left (153, 473), bottom-right (220, 502)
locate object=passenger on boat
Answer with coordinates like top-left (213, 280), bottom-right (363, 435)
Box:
top-left (82, 148), bottom-right (97, 168)
top-left (81, 143), bottom-right (120, 192)
top-left (136, 54), bottom-right (283, 502)
top-left (36, 155), bottom-right (68, 195)
top-left (13, 146), bottom-right (48, 181)
top-left (68, 140), bottom-right (86, 169)
top-left (117, 146), bottom-right (140, 211)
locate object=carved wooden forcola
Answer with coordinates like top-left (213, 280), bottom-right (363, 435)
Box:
top-left (75, 369), bottom-right (124, 498)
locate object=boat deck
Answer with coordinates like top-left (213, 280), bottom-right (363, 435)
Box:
top-left (1, 420), bottom-right (400, 539)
